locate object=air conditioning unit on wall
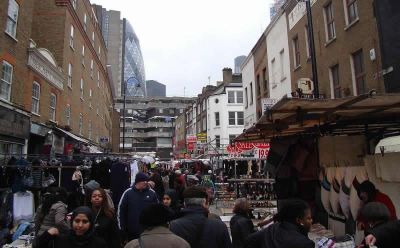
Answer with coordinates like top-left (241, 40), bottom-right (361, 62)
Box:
top-left (297, 78), bottom-right (314, 94)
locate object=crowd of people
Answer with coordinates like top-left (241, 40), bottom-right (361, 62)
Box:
top-left (30, 164), bottom-right (399, 248)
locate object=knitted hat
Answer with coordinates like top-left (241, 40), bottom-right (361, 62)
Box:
top-left (135, 172), bottom-right (150, 184)
top-left (139, 204), bottom-right (170, 228)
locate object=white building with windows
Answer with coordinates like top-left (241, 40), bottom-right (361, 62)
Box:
top-left (241, 54), bottom-right (256, 129)
top-left (207, 82), bottom-right (244, 154)
top-left (266, 10), bottom-right (292, 100)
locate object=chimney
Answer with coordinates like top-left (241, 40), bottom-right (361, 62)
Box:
top-left (222, 68), bottom-right (232, 84)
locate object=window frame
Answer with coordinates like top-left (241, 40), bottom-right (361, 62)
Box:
top-left (262, 68), bottom-right (268, 93)
top-left (236, 91), bottom-right (243, 103)
top-left (352, 50), bottom-right (366, 95)
top-left (5, 0), bottom-right (19, 38)
top-left (80, 78), bottom-right (84, 99)
top-left (215, 135), bottom-right (221, 148)
top-left (0, 60), bottom-right (13, 101)
top-left (228, 91), bottom-right (235, 103)
top-left (66, 104), bottom-right (71, 126)
top-left (330, 64), bottom-right (341, 98)
top-left (69, 25), bottom-right (74, 49)
top-left (249, 83), bottom-right (254, 105)
top-left (292, 36), bottom-right (301, 68)
top-left (346, 0), bottom-right (358, 24)
top-left (256, 74), bottom-right (261, 97)
top-left (237, 111), bottom-right (244, 125)
top-left (215, 112), bottom-right (220, 126)
top-left (83, 13), bottom-right (87, 32)
top-left (31, 81), bottom-right (40, 114)
top-left (49, 93), bottom-right (57, 121)
top-left (81, 45), bottom-right (85, 66)
top-left (228, 111), bottom-right (236, 125)
top-left (67, 63), bottom-right (73, 88)
top-left (324, 2), bottom-right (336, 41)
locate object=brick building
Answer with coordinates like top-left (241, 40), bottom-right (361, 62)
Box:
top-left (0, 0), bottom-right (33, 156)
top-left (30, 0), bottom-right (114, 152)
top-left (286, 0), bottom-right (384, 98)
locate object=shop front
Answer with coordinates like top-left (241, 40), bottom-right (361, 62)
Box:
top-left (0, 101), bottom-right (30, 159)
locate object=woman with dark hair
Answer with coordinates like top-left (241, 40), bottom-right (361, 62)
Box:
top-left (36, 206), bottom-right (107, 248)
top-left (34, 187), bottom-right (70, 237)
top-left (230, 198), bottom-right (255, 248)
top-left (87, 188), bottom-right (121, 248)
top-left (163, 189), bottom-right (182, 219)
top-left (245, 199), bottom-right (314, 248)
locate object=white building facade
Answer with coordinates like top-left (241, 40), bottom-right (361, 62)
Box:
top-left (207, 83), bottom-right (244, 154)
top-left (241, 54), bottom-right (256, 130)
top-left (266, 11), bottom-right (292, 100)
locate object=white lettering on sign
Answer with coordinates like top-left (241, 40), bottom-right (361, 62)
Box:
top-left (261, 98), bottom-right (277, 114)
top-left (28, 51), bottom-right (64, 90)
top-left (254, 148), bottom-right (270, 159)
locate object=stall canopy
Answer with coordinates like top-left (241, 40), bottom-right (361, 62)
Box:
top-left (55, 127), bottom-right (90, 144)
top-left (375, 135), bottom-right (400, 154)
top-left (236, 93), bottom-right (400, 142)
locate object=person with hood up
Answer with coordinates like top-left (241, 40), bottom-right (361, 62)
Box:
top-left (36, 206), bottom-right (107, 248)
top-left (118, 172), bottom-right (159, 242)
top-left (230, 198), bottom-right (256, 248)
top-left (163, 189), bottom-right (182, 220)
top-left (245, 199), bottom-right (314, 248)
top-left (169, 186), bottom-right (231, 248)
top-left (124, 204), bottom-right (190, 248)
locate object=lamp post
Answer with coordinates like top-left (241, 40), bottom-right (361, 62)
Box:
top-left (304, 0), bottom-right (319, 98)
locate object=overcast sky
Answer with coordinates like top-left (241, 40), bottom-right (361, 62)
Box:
top-left (91, 0), bottom-right (273, 97)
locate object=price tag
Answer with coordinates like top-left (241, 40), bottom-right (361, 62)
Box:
top-left (254, 148), bottom-right (269, 159)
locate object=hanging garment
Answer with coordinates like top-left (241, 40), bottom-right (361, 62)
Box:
top-left (130, 160), bottom-right (139, 186)
top-left (349, 166), bottom-right (368, 220)
top-left (340, 166), bottom-right (357, 219)
top-left (110, 161), bottom-right (131, 207)
top-left (13, 191), bottom-right (34, 224)
top-left (330, 167), bottom-right (345, 215)
top-left (320, 168), bottom-right (333, 214)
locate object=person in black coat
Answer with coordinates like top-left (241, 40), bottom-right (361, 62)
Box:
top-left (169, 186), bottom-right (231, 248)
top-left (163, 189), bottom-right (182, 220)
top-left (245, 199), bottom-right (314, 248)
top-left (230, 198), bottom-right (255, 248)
top-left (360, 202), bottom-right (399, 248)
top-left (87, 188), bottom-right (121, 248)
top-left (36, 206), bottom-right (107, 248)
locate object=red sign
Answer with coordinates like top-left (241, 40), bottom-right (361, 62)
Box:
top-left (226, 142), bottom-right (270, 156)
top-left (187, 143), bottom-right (195, 151)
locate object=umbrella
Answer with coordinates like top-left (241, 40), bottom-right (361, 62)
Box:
top-left (142, 155), bottom-right (155, 164)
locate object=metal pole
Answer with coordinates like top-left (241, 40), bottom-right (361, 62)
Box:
top-left (306, 0), bottom-right (319, 98)
top-left (122, 80), bottom-right (126, 153)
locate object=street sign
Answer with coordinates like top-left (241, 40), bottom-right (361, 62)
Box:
top-left (261, 98), bottom-right (277, 114)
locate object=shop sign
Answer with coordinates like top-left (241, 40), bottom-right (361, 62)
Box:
top-left (261, 98), bottom-right (277, 114)
top-left (254, 148), bottom-right (270, 159)
top-left (226, 142), bottom-right (270, 156)
top-left (288, 0), bottom-right (318, 30)
top-left (187, 142), bottom-right (195, 151)
top-left (186, 135), bottom-right (197, 143)
top-left (0, 105), bottom-right (30, 140)
top-left (196, 132), bottom-right (207, 143)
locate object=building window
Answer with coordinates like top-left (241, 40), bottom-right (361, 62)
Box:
top-left (67, 63), bottom-right (72, 88)
top-left (304, 26), bottom-right (311, 59)
top-left (215, 112), bottom-right (220, 126)
top-left (245, 87), bottom-right (248, 108)
top-left (237, 91), bottom-right (243, 103)
top-left (271, 58), bottom-right (276, 87)
top-left (69, 25), bottom-right (74, 49)
top-left (98, 46), bottom-right (101, 56)
top-left (352, 50), bottom-right (366, 95)
top-left (215, 135), bottom-right (220, 148)
top-left (83, 13), bottom-right (87, 31)
top-left (279, 49), bottom-right (285, 80)
top-left (50, 93), bottom-right (57, 121)
top-left (324, 2), bottom-right (336, 41)
top-left (97, 71), bottom-right (100, 86)
top-left (330, 64), bottom-right (341, 98)
top-left (88, 120), bottom-right (92, 139)
top-left (0, 61), bottom-right (13, 101)
top-left (229, 135), bottom-right (236, 144)
top-left (5, 0), bottom-right (19, 38)
top-left (228, 91), bottom-right (235, 103)
top-left (229, 112), bottom-right (235, 125)
top-left (346, 0), bottom-right (358, 24)
top-left (66, 104), bottom-right (71, 126)
top-left (293, 36), bottom-right (301, 67)
top-left (237, 112), bottom-right (244, 125)
top-left (79, 113), bottom-right (83, 135)
top-left (263, 68), bottom-right (268, 93)
top-left (250, 82), bottom-right (254, 105)
top-left (71, 0), bottom-right (77, 9)
top-left (92, 31), bottom-right (95, 46)
top-left (81, 45), bottom-right (85, 66)
top-left (80, 78), bottom-right (84, 99)
top-left (256, 74), bottom-right (261, 97)
top-left (89, 89), bottom-right (92, 108)
top-left (31, 82), bottom-right (40, 114)
top-left (90, 60), bottom-right (93, 78)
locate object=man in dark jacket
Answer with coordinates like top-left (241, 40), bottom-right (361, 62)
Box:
top-left (170, 186), bottom-right (232, 248)
top-left (364, 220), bottom-right (400, 248)
top-left (118, 172), bottom-right (158, 242)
